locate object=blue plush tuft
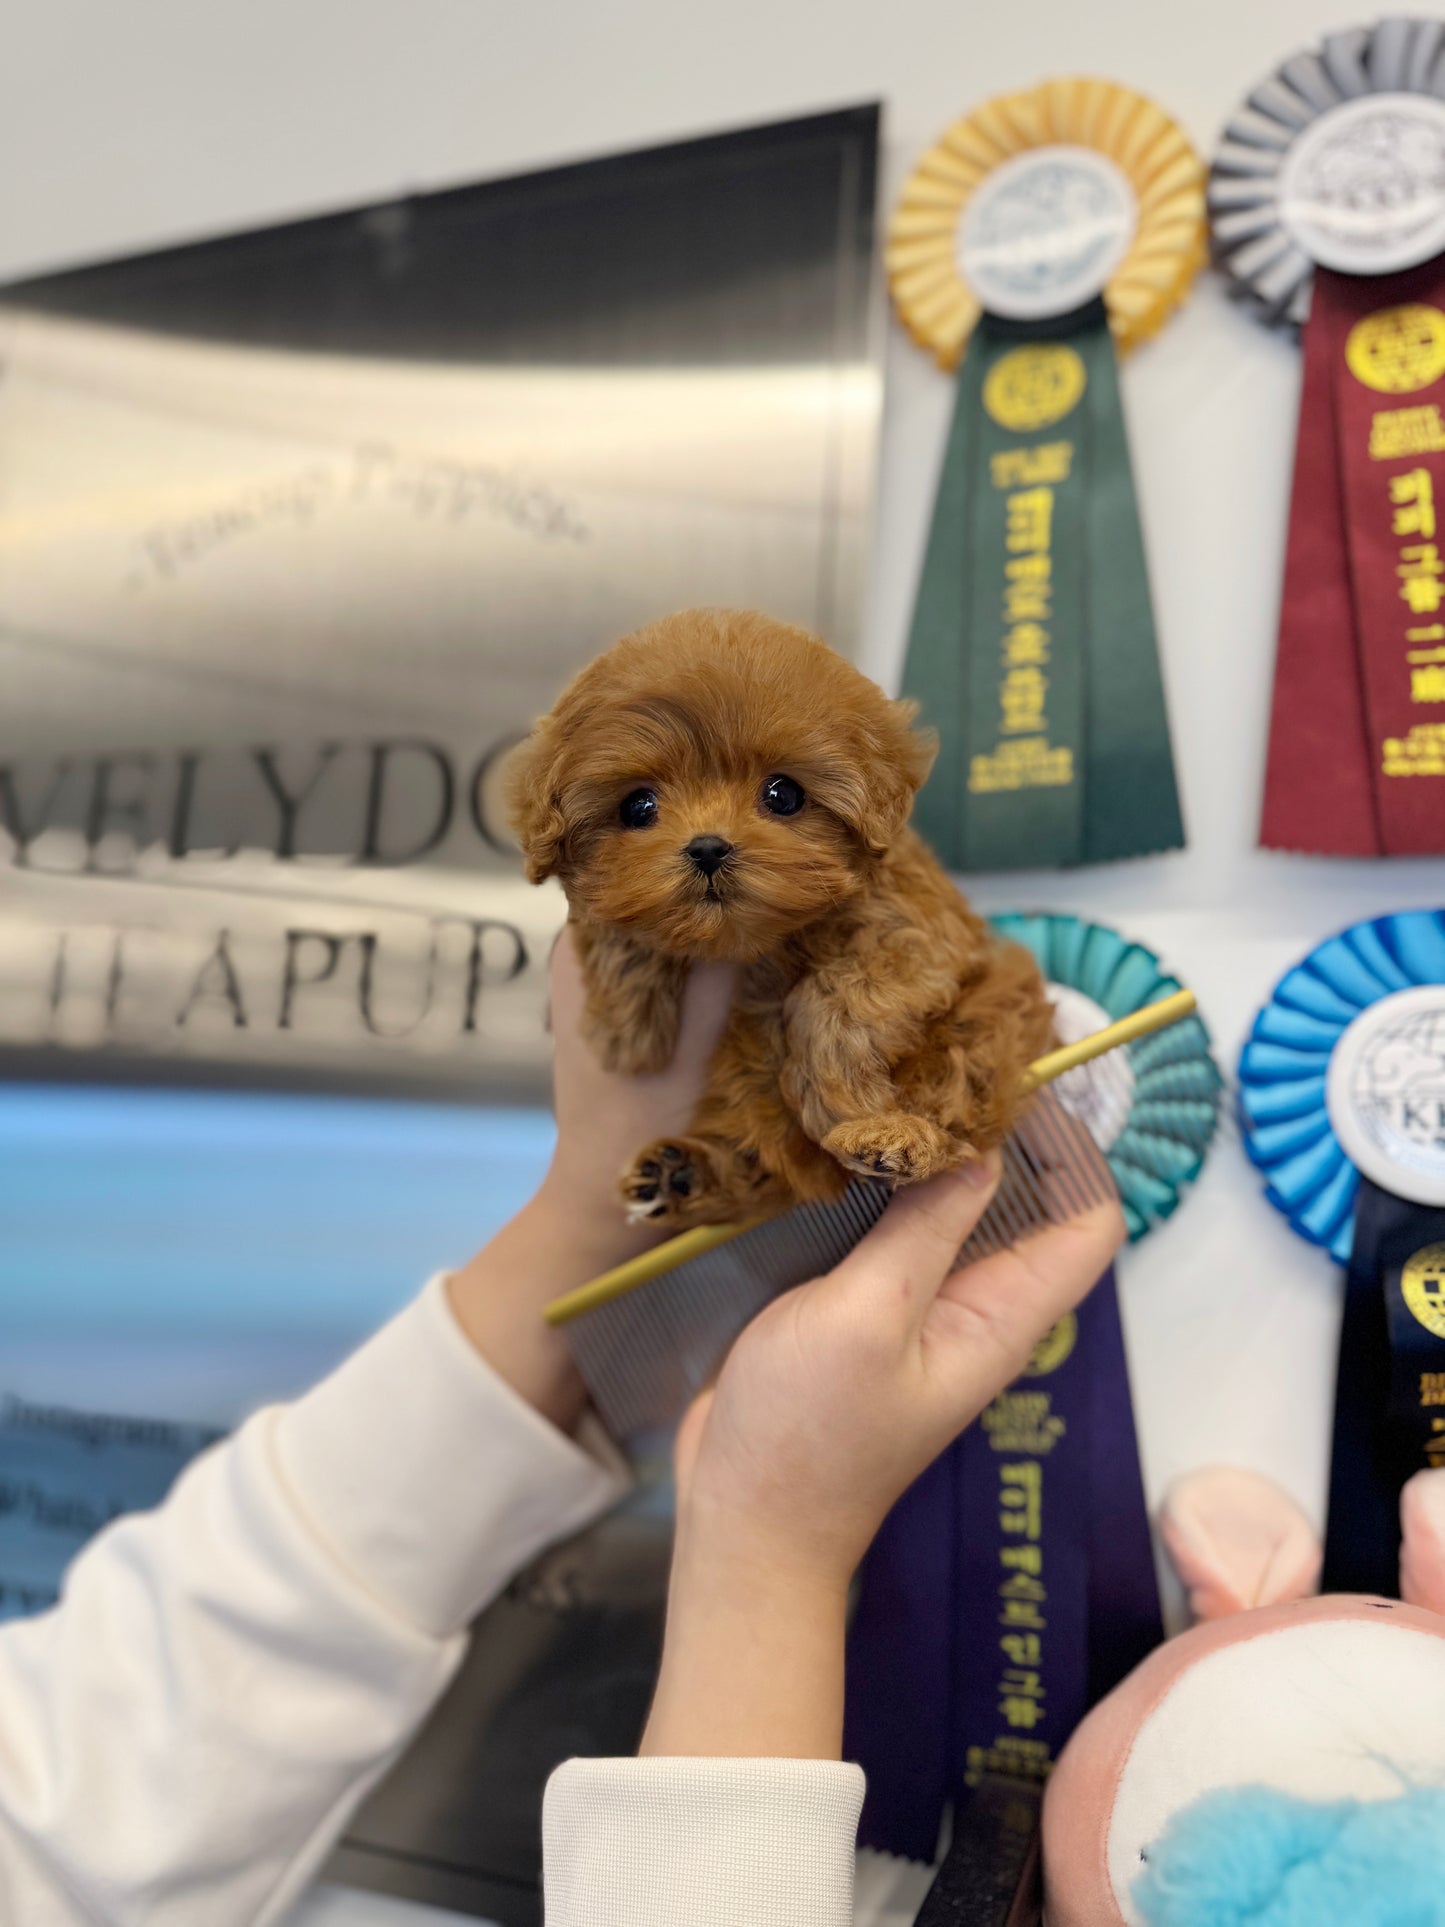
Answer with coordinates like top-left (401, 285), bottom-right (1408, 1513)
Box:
top-left (1133, 1784), bottom-right (1445, 1926)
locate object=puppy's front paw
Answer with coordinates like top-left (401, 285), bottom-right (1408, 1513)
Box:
top-left (619, 1137), bottom-right (721, 1224)
top-left (822, 1112), bottom-right (967, 1185)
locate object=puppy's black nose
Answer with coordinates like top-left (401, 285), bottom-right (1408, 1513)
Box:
top-left (684, 835), bottom-right (734, 878)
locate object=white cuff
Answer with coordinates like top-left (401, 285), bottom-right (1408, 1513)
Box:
top-left (544, 1756), bottom-right (866, 1927)
top-left (275, 1276), bottom-right (631, 1640)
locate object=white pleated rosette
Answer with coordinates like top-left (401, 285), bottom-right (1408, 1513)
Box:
top-left (1210, 16), bottom-right (1445, 326)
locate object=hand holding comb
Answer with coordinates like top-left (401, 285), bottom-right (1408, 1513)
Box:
top-left (546, 990), bottom-right (1195, 1441)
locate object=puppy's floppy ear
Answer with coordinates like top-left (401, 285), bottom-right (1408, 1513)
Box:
top-left (830, 695), bottom-right (939, 858)
top-left (505, 720), bottom-right (571, 883)
top-left (884, 692), bottom-right (939, 804)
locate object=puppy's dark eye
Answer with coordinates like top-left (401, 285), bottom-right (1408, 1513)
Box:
top-left (760, 774), bottom-right (805, 817)
top-left (619, 788), bottom-right (659, 829)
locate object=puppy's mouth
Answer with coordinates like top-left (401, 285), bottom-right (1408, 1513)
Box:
top-left (682, 863), bottom-right (733, 907)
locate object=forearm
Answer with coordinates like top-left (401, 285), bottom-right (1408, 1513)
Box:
top-left (447, 1166), bottom-right (677, 1433)
top-left (642, 1526), bottom-right (849, 1760)
top-left (550, 1522), bottom-right (859, 1927)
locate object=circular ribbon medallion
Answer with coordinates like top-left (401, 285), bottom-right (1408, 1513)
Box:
top-left (981, 343), bottom-right (1087, 429)
top-left (889, 78), bottom-right (1206, 368)
top-left (1239, 910), bottom-right (1445, 1259)
top-left (1211, 19), bottom-right (1445, 326)
top-left (957, 145), bottom-right (1137, 319)
top-left (1327, 983), bottom-right (1445, 1207)
top-left (1345, 302), bottom-right (1445, 391)
top-left (992, 912), bottom-right (1222, 1241)
top-left (1022, 1310), bottom-right (1079, 1377)
top-left (1402, 1243), bottom-right (1445, 1337)
top-left (1047, 981), bottom-right (1138, 1154)
top-left (1279, 92), bottom-right (1445, 277)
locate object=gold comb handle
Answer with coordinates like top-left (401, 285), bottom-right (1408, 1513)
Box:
top-left (1018, 987), bottom-right (1196, 1094)
top-left (543, 985), bottom-right (1197, 1327)
top-left (543, 1222), bottom-right (752, 1327)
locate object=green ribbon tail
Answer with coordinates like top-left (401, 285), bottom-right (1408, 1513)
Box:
top-left (1078, 321), bottom-right (1185, 862)
top-left (898, 301), bottom-right (1185, 873)
top-left (960, 318), bottom-right (1087, 871)
top-left (900, 367), bottom-right (978, 865)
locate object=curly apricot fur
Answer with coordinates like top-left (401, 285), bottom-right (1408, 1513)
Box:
top-left (508, 610), bottom-right (1053, 1225)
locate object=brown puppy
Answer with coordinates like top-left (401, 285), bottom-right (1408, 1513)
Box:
top-left (508, 609), bottom-right (1053, 1226)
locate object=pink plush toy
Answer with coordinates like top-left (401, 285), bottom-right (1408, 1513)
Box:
top-left (1041, 1466), bottom-right (1445, 1925)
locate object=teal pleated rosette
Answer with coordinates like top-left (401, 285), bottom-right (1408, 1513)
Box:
top-left (992, 912), bottom-right (1222, 1241)
top-left (1238, 910), bottom-right (1445, 1264)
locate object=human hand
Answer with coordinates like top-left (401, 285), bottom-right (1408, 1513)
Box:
top-left (545, 927), bottom-right (735, 1239)
top-left (642, 1163), bottom-right (1125, 1757)
top-left (448, 928), bottom-right (734, 1431)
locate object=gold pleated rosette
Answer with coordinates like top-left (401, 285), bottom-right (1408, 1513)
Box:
top-left (887, 77), bottom-right (1207, 369)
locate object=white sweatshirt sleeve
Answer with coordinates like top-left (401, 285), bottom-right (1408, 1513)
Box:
top-left (0, 1275), bottom-right (628, 1927)
top-left (543, 1756), bottom-right (867, 1927)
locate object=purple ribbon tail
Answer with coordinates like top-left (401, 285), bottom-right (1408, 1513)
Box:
top-left (844, 1439), bottom-right (956, 1861)
top-left (948, 1311), bottom-right (1092, 1804)
top-left (1081, 1266), bottom-right (1163, 1702)
top-left (844, 1264), bottom-right (1163, 1866)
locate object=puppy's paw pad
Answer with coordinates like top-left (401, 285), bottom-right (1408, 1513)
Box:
top-left (823, 1114), bottom-right (959, 1184)
top-left (618, 1138), bottom-right (713, 1219)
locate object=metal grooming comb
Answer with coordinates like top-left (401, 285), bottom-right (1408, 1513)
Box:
top-left (545, 990), bottom-right (1196, 1442)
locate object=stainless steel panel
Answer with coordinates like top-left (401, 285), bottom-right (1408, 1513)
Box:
top-left (0, 107), bottom-right (883, 1097)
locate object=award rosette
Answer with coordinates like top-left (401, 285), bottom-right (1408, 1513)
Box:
top-left (891, 79), bottom-right (1204, 873)
top-left (1212, 20), bottom-right (1445, 854)
top-left (992, 912), bottom-right (1222, 1239)
top-left (846, 916), bottom-right (1219, 1863)
top-left (1238, 909), bottom-right (1445, 1594)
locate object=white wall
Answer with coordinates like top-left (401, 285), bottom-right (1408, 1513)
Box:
top-left (7, 0), bottom-right (1444, 1589)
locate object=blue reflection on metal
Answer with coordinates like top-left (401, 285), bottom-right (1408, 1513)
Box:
top-left (1, 1085), bottom-right (554, 1335)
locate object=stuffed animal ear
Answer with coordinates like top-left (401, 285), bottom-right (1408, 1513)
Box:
top-left (1160, 1467), bottom-right (1322, 1622)
top-left (1400, 1467), bottom-right (1445, 1617)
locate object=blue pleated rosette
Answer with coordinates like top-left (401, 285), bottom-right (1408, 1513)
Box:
top-left (992, 913), bottom-right (1222, 1242)
top-left (1238, 909), bottom-right (1445, 1264)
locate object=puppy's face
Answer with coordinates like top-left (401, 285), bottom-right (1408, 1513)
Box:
top-left (508, 612), bottom-right (936, 962)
